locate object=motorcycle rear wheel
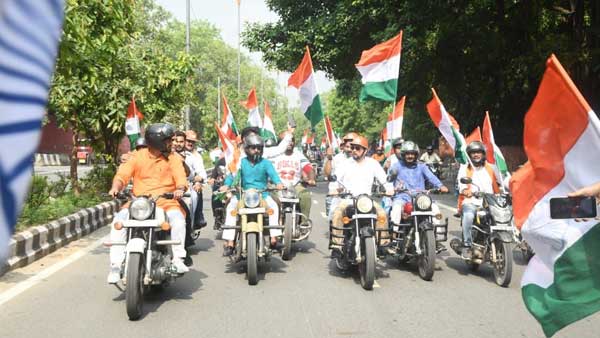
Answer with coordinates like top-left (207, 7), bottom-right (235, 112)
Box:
top-left (247, 233), bottom-right (258, 285)
top-left (126, 253), bottom-right (145, 320)
top-left (417, 230), bottom-right (436, 281)
top-left (493, 239), bottom-right (513, 287)
top-left (359, 237), bottom-right (376, 290)
top-left (282, 213), bottom-right (293, 261)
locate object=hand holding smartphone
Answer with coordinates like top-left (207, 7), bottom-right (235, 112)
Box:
top-left (549, 196), bottom-right (597, 219)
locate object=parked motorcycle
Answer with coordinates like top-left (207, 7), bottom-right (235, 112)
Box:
top-left (222, 187), bottom-right (284, 285)
top-left (387, 188), bottom-right (448, 281)
top-left (278, 183), bottom-right (313, 260)
top-left (106, 191), bottom-right (190, 320)
top-left (450, 177), bottom-right (514, 287)
top-left (328, 176), bottom-right (387, 290)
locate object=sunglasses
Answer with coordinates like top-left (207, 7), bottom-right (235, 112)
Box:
top-left (350, 145), bottom-right (364, 151)
top-left (248, 145), bottom-right (262, 150)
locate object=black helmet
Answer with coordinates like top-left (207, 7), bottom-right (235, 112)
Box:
top-left (145, 123), bottom-right (175, 156)
top-left (135, 137), bottom-right (147, 150)
top-left (391, 138), bottom-right (404, 148)
top-left (244, 134), bottom-right (264, 162)
top-left (466, 141), bottom-right (486, 165)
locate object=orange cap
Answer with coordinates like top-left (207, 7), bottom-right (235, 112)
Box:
top-left (350, 135), bottom-right (369, 150)
top-left (185, 130), bottom-right (198, 142)
top-left (343, 132), bottom-right (359, 143)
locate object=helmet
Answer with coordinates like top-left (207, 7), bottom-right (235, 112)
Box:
top-left (185, 130), bottom-right (198, 142)
top-left (145, 123), bottom-right (175, 155)
top-left (466, 141), bottom-right (486, 165)
top-left (426, 145), bottom-right (433, 151)
top-left (349, 135), bottom-right (369, 150)
top-left (135, 137), bottom-right (147, 150)
top-left (264, 138), bottom-right (276, 147)
top-left (391, 138), bottom-right (404, 148)
top-left (400, 141), bottom-right (420, 156)
top-left (343, 132), bottom-right (359, 143)
top-left (244, 134), bottom-right (264, 162)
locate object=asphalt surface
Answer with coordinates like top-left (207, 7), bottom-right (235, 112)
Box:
top-left (1, 182), bottom-right (599, 338)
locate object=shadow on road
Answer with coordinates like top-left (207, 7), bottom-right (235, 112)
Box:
top-left (442, 256), bottom-right (501, 286)
top-left (223, 254), bottom-right (290, 284)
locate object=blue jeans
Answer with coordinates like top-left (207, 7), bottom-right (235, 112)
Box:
top-left (461, 203), bottom-right (478, 246)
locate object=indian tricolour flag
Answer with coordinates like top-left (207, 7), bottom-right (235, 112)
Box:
top-left (242, 87), bottom-right (262, 128)
top-left (426, 88), bottom-right (468, 164)
top-left (288, 46), bottom-right (324, 128)
top-left (511, 54), bottom-right (600, 337)
top-left (355, 31), bottom-right (402, 102)
top-left (387, 96), bottom-right (404, 139)
top-left (261, 100), bottom-right (276, 141)
top-left (215, 122), bottom-right (240, 175)
top-left (125, 96), bottom-right (144, 150)
top-left (221, 93), bottom-right (238, 140)
top-left (482, 111), bottom-right (508, 177)
top-left (324, 116), bottom-right (339, 152)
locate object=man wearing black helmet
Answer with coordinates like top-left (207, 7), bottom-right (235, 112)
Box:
top-left (420, 145), bottom-right (441, 166)
top-left (457, 141), bottom-right (502, 259)
top-left (106, 123), bottom-right (189, 283)
top-left (219, 134), bottom-right (285, 256)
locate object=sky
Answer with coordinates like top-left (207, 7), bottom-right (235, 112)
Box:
top-left (154, 0), bottom-right (335, 107)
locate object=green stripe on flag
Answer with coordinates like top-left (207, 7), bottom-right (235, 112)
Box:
top-left (127, 133), bottom-right (140, 151)
top-left (359, 78), bottom-right (398, 102)
top-left (260, 128), bottom-right (277, 142)
top-left (522, 223), bottom-right (600, 337)
top-left (305, 95), bottom-right (324, 128)
top-left (451, 127), bottom-right (468, 164)
top-left (495, 151), bottom-right (508, 175)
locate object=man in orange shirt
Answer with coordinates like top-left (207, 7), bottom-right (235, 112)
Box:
top-left (107, 123), bottom-right (189, 284)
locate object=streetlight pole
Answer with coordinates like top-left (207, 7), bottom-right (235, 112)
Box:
top-left (185, 0), bottom-right (191, 130)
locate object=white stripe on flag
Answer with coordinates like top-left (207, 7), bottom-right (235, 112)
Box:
top-left (356, 54), bottom-right (401, 83)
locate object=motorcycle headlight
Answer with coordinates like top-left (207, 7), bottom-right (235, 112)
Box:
top-left (244, 190), bottom-right (260, 208)
top-left (489, 205), bottom-right (513, 223)
top-left (356, 195), bottom-right (374, 213)
top-left (130, 198), bottom-right (153, 220)
top-left (415, 194), bottom-right (432, 210)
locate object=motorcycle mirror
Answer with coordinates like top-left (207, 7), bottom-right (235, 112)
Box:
top-left (460, 177), bottom-right (472, 184)
top-left (328, 174), bottom-right (337, 182)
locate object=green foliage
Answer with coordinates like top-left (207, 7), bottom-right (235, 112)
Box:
top-left (244, 0), bottom-right (600, 145)
top-left (79, 164), bottom-right (117, 193)
top-left (26, 176), bottom-right (51, 210)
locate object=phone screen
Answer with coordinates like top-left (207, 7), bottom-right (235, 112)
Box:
top-left (549, 196), bottom-right (597, 219)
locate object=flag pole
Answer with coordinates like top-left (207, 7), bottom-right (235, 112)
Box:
top-left (217, 76), bottom-right (221, 124)
top-left (237, 0), bottom-right (241, 95)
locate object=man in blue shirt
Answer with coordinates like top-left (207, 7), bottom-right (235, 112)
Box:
top-left (388, 141), bottom-right (449, 224)
top-left (220, 134), bottom-right (284, 256)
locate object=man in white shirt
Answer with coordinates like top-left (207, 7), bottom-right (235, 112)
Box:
top-left (185, 130), bottom-right (208, 229)
top-left (330, 135), bottom-right (393, 253)
top-left (383, 138), bottom-right (403, 171)
top-left (323, 132), bottom-right (357, 219)
top-left (457, 141), bottom-right (502, 259)
top-left (271, 135), bottom-right (316, 218)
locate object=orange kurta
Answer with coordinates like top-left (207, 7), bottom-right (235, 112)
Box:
top-left (114, 148), bottom-right (188, 213)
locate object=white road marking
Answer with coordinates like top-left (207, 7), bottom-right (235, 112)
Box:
top-left (313, 200), bottom-right (318, 205)
top-left (0, 234), bottom-right (108, 307)
top-left (437, 202), bottom-right (458, 213)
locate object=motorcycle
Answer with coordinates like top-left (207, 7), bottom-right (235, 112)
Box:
top-left (424, 162), bottom-right (443, 189)
top-left (450, 177), bottom-right (514, 287)
top-left (106, 191), bottom-right (190, 320)
top-left (387, 188), bottom-right (449, 281)
top-left (278, 182), bottom-right (313, 260)
top-left (221, 187), bottom-right (284, 285)
top-left (328, 175), bottom-right (387, 290)
top-left (211, 165), bottom-right (227, 238)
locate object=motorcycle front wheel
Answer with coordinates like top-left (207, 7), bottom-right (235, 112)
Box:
top-left (126, 253), bottom-right (145, 320)
top-left (281, 213), bottom-right (293, 261)
top-left (359, 236), bottom-right (376, 290)
top-left (246, 233), bottom-right (258, 285)
top-left (417, 230), bottom-right (436, 281)
top-left (493, 239), bottom-right (513, 287)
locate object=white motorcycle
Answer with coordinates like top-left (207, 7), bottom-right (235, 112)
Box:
top-left (106, 192), bottom-right (190, 320)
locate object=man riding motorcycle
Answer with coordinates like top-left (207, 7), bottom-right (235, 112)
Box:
top-left (184, 130), bottom-right (208, 229)
top-left (220, 134), bottom-right (285, 256)
top-left (383, 138), bottom-right (403, 171)
top-left (324, 132), bottom-right (357, 218)
top-left (107, 123), bottom-right (189, 283)
top-left (271, 133), bottom-right (316, 218)
top-left (372, 145), bottom-right (387, 166)
top-left (330, 135), bottom-right (393, 256)
top-left (388, 141), bottom-right (449, 249)
top-left (457, 141), bottom-right (503, 259)
top-left (419, 145), bottom-right (441, 165)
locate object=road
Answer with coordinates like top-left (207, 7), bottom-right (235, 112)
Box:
top-left (34, 165), bottom-right (94, 182)
top-left (0, 182), bottom-right (598, 338)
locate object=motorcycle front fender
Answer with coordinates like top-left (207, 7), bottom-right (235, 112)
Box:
top-left (359, 226), bottom-right (374, 238)
top-left (490, 231), bottom-right (513, 243)
top-left (418, 220), bottom-right (434, 232)
top-left (126, 237), bottom-right (147, 253)
top-left (244, 221), bottom-right (262, 233)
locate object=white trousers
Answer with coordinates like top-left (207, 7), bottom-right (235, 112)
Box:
top-left (109, 208), bottom-right (187, 266)
top-left (222, 195), bottom-right (281, 241)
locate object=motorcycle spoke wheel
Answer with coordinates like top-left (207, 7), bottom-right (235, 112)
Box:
top-left (493, 240), bottom-right (513, 287)
top-left (417, 230), bottom-right (436, 281)
top-left (282, 214), bottom-right (293, 261)
top-left (126, 253), bottom-right (145, 321)
top-left (246, 233), bottom-right (258, 285)
top-left (359, 237), bottom-right (376, 290)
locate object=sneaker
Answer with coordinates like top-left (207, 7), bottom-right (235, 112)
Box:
top-left (223, 246), bottom-right (234, 257)
top-left (107, 264), bottom-right (121, 284)
top-left (172, 258), bottom-right (190, 273)
top-left (183, 254), bottom-right (193, 267)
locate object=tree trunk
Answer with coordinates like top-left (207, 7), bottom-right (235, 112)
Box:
top-left (70, 125), bottom-right (80, 195)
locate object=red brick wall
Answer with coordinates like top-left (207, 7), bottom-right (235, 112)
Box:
top-left (37, 114), bottom-right (73, 154)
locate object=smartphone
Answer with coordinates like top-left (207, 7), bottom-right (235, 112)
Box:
top-left (549, 196), bottom-right (597, 219)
